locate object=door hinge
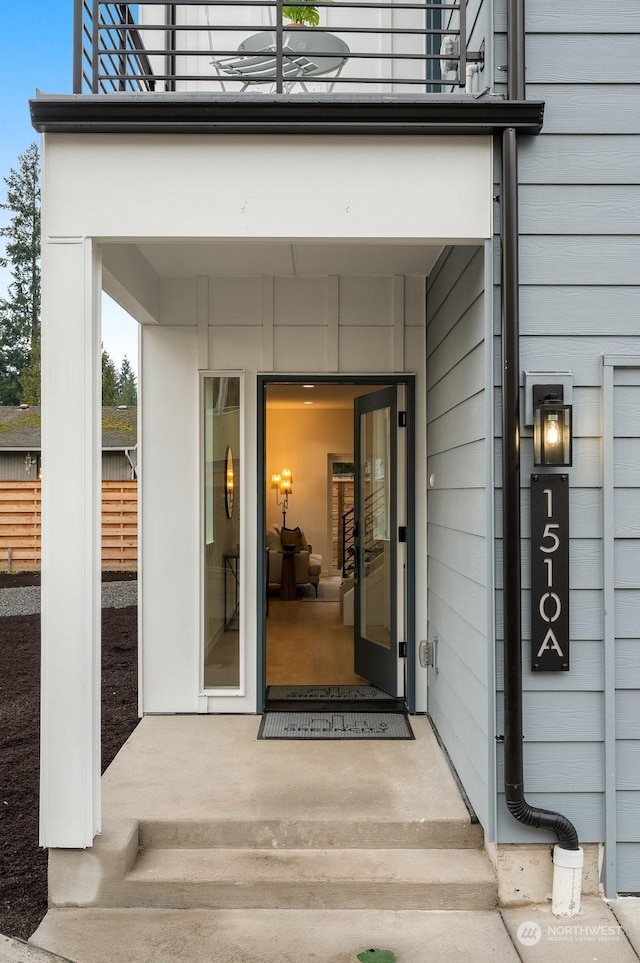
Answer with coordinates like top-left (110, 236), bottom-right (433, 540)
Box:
top-left (398, 410), bottom-right (407, 428)
top-left (398, 526), bottom-right (407, 543)
top-left (399, 641), bottom-right (407, 658)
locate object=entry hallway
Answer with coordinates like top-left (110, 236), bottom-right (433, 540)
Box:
top-left (29, 716), bottom-right (640, 963)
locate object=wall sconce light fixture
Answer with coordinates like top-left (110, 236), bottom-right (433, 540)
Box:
top-left (225, 446), bottom-right (235, 518)
top-left (533, 385), bottom-right (573, 467)
top-left (271, 467), bottom-right (292, 527)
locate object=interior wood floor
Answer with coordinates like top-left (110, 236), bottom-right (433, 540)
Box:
top-left (266, 595), bottom-right (366, 686)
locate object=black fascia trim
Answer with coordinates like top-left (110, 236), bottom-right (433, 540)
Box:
top-left (30, 93), bottom-right (544, 136)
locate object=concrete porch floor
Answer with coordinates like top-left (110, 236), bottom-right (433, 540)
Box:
top-left (29, 716), bottom-right (640, 962)
top-left (100, 714), bottom-right (473, 830)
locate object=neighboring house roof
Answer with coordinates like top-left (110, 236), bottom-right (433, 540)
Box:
top-left (0, 406), bottom-right (137, 451)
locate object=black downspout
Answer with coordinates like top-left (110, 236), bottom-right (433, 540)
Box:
top-left (501, 0), bottom-right (579, 850)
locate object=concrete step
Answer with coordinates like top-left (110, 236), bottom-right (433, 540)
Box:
top-left (138, 815), bottom-right (485, 850)
top-left (117, 846), bottom-right (497, 910)
top-left (0, 934), bottom-right (74, 963)
top-left (32, 908), bottom-right (521, 963)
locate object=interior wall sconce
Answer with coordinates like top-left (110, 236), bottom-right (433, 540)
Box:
top-left (533, 384), bottom-right (573, 467)
top-left (225, 446), bottom-right (235, 518)
top-left (271, 467), bottom-right (292, 527)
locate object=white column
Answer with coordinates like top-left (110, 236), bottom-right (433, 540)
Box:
top-left (39, 237), bottom-right (102, 848)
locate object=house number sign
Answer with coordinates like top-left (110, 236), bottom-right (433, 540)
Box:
top-left (530, 473), bottom-right (570, 671)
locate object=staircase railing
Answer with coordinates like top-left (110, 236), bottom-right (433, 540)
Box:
top-left (341, 485), bottom-right (387, 579)
top-left (341, 506), bottom-right (355, 578)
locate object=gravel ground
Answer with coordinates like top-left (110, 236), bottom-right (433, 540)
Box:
top-left (0, 581), bottom-right (137, 617)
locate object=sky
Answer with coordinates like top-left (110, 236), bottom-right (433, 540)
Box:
top-left (0, 2), bottom-right (139, 376)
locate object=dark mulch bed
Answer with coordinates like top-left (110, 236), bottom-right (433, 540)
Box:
top-left (0, 571), bottom-right (137, 590)
top-left (0, 588), bottom-right (139, 940)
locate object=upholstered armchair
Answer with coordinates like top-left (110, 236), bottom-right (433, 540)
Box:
top-left (266, 524), bottom-right (322, 596)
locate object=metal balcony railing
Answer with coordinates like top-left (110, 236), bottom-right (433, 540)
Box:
top-left (73, 0), bottom-right (483, 95)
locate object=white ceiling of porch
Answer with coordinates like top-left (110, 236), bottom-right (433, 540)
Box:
top-left (266, 382), bottom-right (383, 409)
top-left (134, 240), bottom-right (444, 278)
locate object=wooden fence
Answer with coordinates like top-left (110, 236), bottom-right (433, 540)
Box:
top-left (102, 481), bottom-right (138, 571)
top-left (0, 480), bottom-right (138, 572)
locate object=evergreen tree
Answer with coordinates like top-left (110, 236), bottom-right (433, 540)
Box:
top-left (20, 337), bottom-right (41, 405)
top-left (102, 348), bottom-right (119, 405)
top-left (0, 345), bottom-right (21, 405)
top-left (116, 355), bottom-right (137, 406)
top-left (0, 144), bottom-right (41, 404)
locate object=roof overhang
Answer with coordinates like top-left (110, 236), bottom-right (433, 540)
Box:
top-left (0, 446), bottom-right (40, 453)
top-left (30, 93), bottom-right (544, 136)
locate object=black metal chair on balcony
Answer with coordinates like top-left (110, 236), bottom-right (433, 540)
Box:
top-left (212, 29), bottom-right (349, 92)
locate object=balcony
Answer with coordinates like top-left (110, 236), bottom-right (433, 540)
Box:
top-left (31, 2), bottom-right (542, 135)
top-left (74, 0), bottom-right (484, 95)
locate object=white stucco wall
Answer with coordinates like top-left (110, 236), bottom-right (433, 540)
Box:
top-left (42, 134), bottom-right (491, 243)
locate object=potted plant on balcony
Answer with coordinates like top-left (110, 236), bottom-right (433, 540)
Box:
top-left (282, 2), bottom-right (321, 27)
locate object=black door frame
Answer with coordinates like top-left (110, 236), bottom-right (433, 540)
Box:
top-left (257, 373), bottom-right (416, 713)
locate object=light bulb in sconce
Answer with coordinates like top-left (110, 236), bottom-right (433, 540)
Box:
top-left (533, 389), bottom-right (573, 467)
top-left (225, 446), bottom-right (235, 518)
top-left (280, 468), bottom-right (293, 494)
top-left (545, 412), bottom-right (560, 446)
top-left (272, 467), bottom-right (293, 526)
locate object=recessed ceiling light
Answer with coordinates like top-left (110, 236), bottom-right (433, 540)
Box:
top-left (303, 384), bottom-right (315, 389)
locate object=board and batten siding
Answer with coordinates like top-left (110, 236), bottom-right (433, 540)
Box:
top-left (426, 244), bottom-right (495, 835)
top-left (142, 273), bottom-right (428, 715)
top-left (492, 0), bottom-right (640, 871)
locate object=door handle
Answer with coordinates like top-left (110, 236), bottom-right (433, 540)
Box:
top-left (352, 520), bottom-right (359, 583)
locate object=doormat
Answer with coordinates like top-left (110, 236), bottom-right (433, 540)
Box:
top-left (258, 711), bottom-right (414, 740)
top-left (267, 684), bottom-right (391, 701)
top-left (265, 685), bottom-right (407, 713)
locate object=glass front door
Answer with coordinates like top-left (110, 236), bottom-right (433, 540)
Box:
top-left (353, 385), bottom-right (404, 697)
top-left (257, 375), bottom-right (413, 710)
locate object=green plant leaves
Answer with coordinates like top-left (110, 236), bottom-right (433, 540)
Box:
top-left (282, 4), bottom-right (320, 26)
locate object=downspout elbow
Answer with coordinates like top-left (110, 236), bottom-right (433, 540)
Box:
top-left (505, 787), bottom-right (579, 850)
